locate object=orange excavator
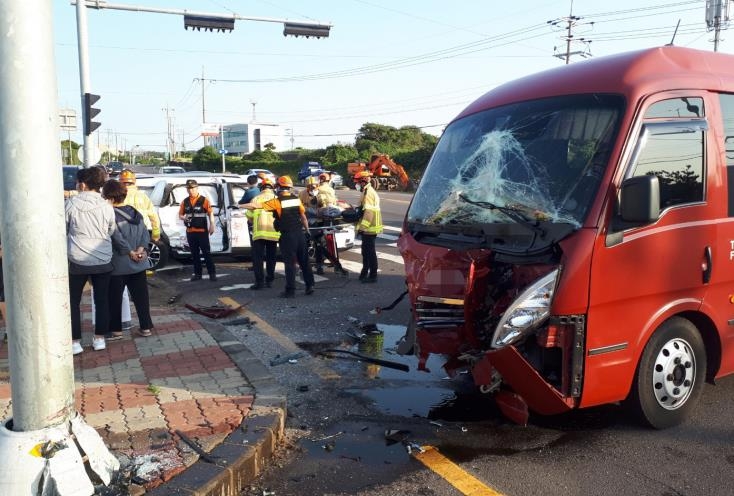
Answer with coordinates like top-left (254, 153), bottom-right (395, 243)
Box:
top-left (347, 154), bottom-right (412, 191)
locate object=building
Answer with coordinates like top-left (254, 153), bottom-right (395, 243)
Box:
top-left (209, 123), bottom-right (284, 155)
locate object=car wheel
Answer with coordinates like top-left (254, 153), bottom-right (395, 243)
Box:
top-left (148, 238), bottom-right (169, 270)
top-left (627, 316), bottom-right (705, 429)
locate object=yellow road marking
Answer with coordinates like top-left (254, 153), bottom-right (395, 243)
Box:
top-left (414, 446), bottom-right (504, 496)
top-left (218, 296), bottom-right (340, 380)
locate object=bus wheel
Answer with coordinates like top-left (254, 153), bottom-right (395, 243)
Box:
top-left (628, 317), bottom-right (705, 429)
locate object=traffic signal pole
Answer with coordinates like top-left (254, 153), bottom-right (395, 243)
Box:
top-left (0, 1), bottom-right (118, 493)
top-left (76, 0), bottom-right (96, 166)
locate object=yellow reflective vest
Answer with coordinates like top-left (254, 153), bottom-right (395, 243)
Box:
top-left (124, 185), bottom-right (160, 239)
top-left (358, 183), bottom-right (382, 235)
top-left (247, 189), bottom-right (280, 242)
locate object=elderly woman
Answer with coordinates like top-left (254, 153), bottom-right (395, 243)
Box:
top-left (66, 166), bottom-right (132, 354)
top-left (102, 180), bottom-right (154, 339)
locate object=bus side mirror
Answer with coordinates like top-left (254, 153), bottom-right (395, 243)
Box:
top-left (620, 175), bottom-right (660, 223)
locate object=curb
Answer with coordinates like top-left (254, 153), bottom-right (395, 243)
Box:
top-left (147, 317), bottom-right (286, 496)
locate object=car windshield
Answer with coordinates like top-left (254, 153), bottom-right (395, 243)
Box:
top-left (408, 94), bottom-right (623, 229)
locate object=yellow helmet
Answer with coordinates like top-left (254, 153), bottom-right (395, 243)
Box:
top-left (306, 176), bottom-right (318, 187)
top-left (119, 169), bottom-right (136, 184)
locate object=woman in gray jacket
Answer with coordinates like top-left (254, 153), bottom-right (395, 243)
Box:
top-left (66, 167), bottom-right (132, 354)
top-left (102, 180), bottom-right (154, 339)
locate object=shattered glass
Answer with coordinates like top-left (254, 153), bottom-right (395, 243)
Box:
top-left (409, 94), bottom-right (624, 229)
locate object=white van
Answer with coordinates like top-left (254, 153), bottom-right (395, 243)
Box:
top-left (146, 173), bottom-right (252, 266)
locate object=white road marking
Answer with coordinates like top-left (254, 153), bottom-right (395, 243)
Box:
top-left (221, 283), bottom-right (254, 291)
top-left (274, 261), bottom-right (328, 284)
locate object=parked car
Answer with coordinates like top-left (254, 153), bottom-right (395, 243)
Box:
top-left (158, 166), bottom-right (186, 174)
top-left (107, 161), bottom-right (124, 176)
top-left (298, 162), bottom-right (323, 183)
top-left (244, 168), bottom-right (277, 185)
top-left (325, 170), bottom-right (343, 188)
top-left (62, 165), bottom-right (81, 190)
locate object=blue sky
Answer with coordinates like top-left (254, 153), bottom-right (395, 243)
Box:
top-left (53, 1), bottom-right (726, 153)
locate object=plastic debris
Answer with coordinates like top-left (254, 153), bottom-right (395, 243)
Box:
top-left (270, 352), bottom-right (306, 366)
top-left (429, 421), bottom-right (444, 428)
top-left (175, 430), bottom-right (219, 464)
top-left (319, 349), bottom-right (410, 372)
top-left (384, 429), bottom-right (411, 446)
top-left (406, 443), bottom-right (425, 455)
top-left (222, 316), bottom-right (255, 327)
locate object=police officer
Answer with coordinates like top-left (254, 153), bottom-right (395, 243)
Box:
top-left (178, 179), bottom-right (217, 281)
top-left (354, 171), bottom-right (383, 283)
top-left (245, 178), bottom-right (280, 290)
top-left (242, 175), bottom-right (314, 298)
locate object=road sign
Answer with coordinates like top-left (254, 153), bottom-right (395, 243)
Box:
top-left (77, 144), bottom-right (102, 165)
top-left (59, 108), bottom-right (77, 131)
top-left (219, 149), bottom-right (228, 155)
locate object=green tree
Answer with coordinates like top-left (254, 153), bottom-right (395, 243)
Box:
top-left (321, 144), bottom-right (359, 167)
top-left (60, 139), bottom-right (80, 165)
top-left (192, 146), bottom-right (221, 170)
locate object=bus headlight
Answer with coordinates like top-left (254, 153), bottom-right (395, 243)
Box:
top-left (491, 269), bottom-right (559, 348)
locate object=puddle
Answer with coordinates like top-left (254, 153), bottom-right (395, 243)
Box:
top-left (356, 385), bottom-right (457, 417)
top-left (302, 426), bottom-right (410, 466)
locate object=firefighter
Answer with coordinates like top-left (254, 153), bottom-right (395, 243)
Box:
top-left (317, 172), bottom-right (337, 207)
top-left (354, 170), bottom-right (382, 283)
top-left (299, 176), bottom-right (320, 212)
top-left (178, 179), bottom-right (217, 281)
top-left (245, 177), bottom-right (280, 290)
top-left (119, 169), bottom-right (160, 242)
top-left (242, 175), bottom-right (314, 298)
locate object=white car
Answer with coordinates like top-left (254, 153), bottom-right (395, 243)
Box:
top-left (158, 166), bottom-right (186, 174)
top-left (244, 168), bottom-right (277, 185)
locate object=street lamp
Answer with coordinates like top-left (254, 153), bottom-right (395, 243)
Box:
top-left (131, 144), bottom-right (140, 165)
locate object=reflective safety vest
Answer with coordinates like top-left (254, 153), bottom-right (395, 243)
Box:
top-left (317, 183), bottom-right (337, 207)
top-left (182, 195), bottom-right (208, 231)
top-left (277, 194), bottom-right (304, 233)
top-left (247, 190), bottom-right (280, 241)
top-left (358, 184), bottom-right (383, 235)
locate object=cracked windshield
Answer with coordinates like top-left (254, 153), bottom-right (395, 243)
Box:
top-left (408, 94), bottom-right (624, 229)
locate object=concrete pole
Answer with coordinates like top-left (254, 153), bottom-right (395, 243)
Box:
top-left (75, 0), bottom-right (94, 167)
top-left (0, 0), bottom-right (76, 432)
top-left (0, 2), bottom-right (119, 492)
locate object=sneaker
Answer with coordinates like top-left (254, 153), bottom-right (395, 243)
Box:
top-left (190, 274), bottom-right (202, 281)
top-left (136, 329), bottom-right (152, 337)
top-left (250, 283), bottom-right (265, 290)
top-left (105, 332), bottom-right (124, 342)
top-left (305, 286), bottom-right (314, 295)
top-left (92, 337), bottom-right (106, 351)
top-left (209, 274), bottom-right (217, 281)
top-left (72, 341), bottom-right (83, 355)
top-left (279, 291), bottom-right (295, 299)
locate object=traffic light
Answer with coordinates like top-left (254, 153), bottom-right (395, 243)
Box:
top-left (184, 15), bottom-right (234, 32)
top-left (83, 93), bottom-right (101, 136)
top-left (283, 22), bottom-right (330, 38)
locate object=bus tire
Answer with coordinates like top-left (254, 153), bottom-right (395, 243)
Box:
top-left (628, 317), bottom-right (705, 429)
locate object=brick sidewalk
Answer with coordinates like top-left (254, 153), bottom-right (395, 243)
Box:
top-left (0, 302), bottom-right (257, 491)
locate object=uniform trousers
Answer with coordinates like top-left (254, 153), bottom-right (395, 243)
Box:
top-left (187, 230), bottom-right (216, 276)
top-left (278, 230), bottom-right (314, 293)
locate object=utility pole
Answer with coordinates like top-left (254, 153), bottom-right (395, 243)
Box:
top-left (706, 0), bottom-right (731, 52)
top-left (75, 0), bottom-right (97, 166)
top-left (548, 0), bottom-right (593, 64)
top-left (0, 0), bottom-right (118, 492)
top-left (162, 105), bottom-right (175, 160)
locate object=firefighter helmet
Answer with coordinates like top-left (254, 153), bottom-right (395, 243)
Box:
top-left (277, 175), bottom-right (293, 188)
top-left (119, 169), bottom-right (136, 184)
top-left (354, 170), bottom-right (372, 182)
top-left (260, 177), bottom-right (274, 188)
top-left (305, 176), bottom-right (318, 187)
top-left (318, 172), bottom-right (330, 183)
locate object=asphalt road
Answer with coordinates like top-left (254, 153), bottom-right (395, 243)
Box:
top-left (150, 189), bottom-right (734, 496)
